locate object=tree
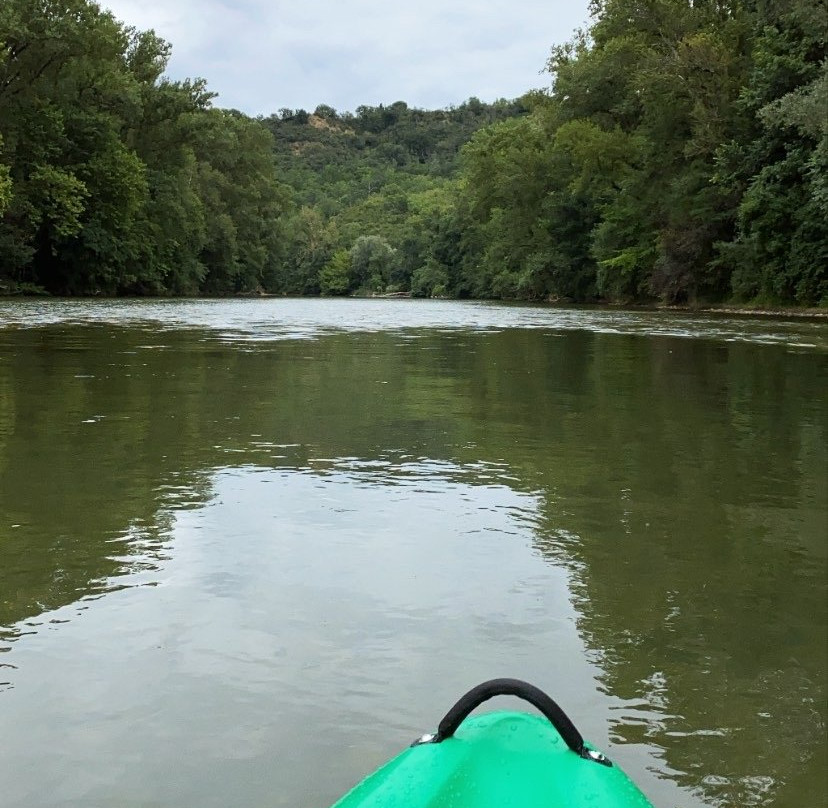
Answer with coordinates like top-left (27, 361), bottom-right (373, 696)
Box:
top-left (350, 235), bottom-right (397, 293)
top-left (718, 0), bottom-right (827, 305)
top-left (319, 249), bottom-right (350, 295)
top-left (277, 207), bottom-right (336, 294)
top-left (0, 136), bottom-right (11, 216)
top-left (0, 0), bottom-right (289, 295)
top-left (411, 259), bottom-right (449, 297)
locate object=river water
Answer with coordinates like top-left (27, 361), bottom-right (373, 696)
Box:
top-left (0, 299), bottom-right (825, 808)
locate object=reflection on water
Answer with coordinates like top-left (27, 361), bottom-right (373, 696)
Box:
top-left (0, 465), bottom-right (612, 808)
top-left (0, 300), bottom-right (825, 808)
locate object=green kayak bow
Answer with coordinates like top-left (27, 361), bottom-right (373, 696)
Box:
top-left (332, 678), bottom-right (654, 808)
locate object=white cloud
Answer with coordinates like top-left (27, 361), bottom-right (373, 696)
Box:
top-left (101, 0), bottom-right (590, 114)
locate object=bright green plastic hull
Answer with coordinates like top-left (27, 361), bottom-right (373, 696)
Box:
top-left (332, 710), bottom-right (654, 808)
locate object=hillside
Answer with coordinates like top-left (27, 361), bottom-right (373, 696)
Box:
top-left (260, 100), bottom-right (526, 295)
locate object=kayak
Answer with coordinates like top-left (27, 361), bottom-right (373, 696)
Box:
top-left (331, 678), bottom-right (654, 808)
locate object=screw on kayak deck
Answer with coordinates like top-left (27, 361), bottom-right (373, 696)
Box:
top-left (582, 748), bottom-right (612, 767)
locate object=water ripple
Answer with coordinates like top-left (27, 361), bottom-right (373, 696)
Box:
top-left (0, 298), bottom-right (824, 350)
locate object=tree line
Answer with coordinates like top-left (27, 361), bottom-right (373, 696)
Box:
top-left (453, 0), bottom-right (826, 305)
top-left (0, 0), bottom-right (289, 295)
top-left (1, 0), bottom-right (824, 305)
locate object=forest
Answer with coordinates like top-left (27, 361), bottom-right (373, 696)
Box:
top-left (0, 0), bottom-right (825, 305)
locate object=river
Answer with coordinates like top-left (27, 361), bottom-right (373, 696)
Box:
top-left (0, 298), bottom-right (825, 808)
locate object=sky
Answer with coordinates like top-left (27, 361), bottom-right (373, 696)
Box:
top-left (101, 0), bottom-right (592, 116)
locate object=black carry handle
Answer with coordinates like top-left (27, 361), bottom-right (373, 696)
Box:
top-left (429, 678), bottom-right (610, 766)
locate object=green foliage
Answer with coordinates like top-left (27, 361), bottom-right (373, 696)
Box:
top-left (261, 98), bottom-right (524, 297)
top-left (716, 0), bottom-right (827, 305)
top-left (276, 207), bottom-right (336, 294)
top-left (0, 136), bottom-right (11, 215)
top-left (411, 259), bottom-right (449, 298)
top-left (28, 164), bottom-right (88, 239)
top-left (0, 0), bottom-right (286, 295)
top-left (447, 0), bottom-right (824, 305)
top-left (319, 249), bottom-right (351, 296)
top-left (0, 167), bottom-right (10, 215)
top-left (0, 0), bottom-right (822, 306)
top-left (350, 235), bottom-right (397, 293)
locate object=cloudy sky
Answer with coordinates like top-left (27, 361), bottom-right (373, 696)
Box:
top-left (101, 0), bottom-right (591, 116)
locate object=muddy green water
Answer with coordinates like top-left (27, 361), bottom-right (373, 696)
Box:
top-left (0, 299), bottom-right (825, 808)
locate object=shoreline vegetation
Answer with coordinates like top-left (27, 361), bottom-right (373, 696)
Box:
top-left (1, 0), bottom-right (825, 309)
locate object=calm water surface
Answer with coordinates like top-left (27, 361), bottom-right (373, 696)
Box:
top-left (0, 299), bottom-right (825, 808)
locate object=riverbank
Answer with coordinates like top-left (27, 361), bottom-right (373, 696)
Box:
top-left (656, 303), bottom-right (828, 319)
